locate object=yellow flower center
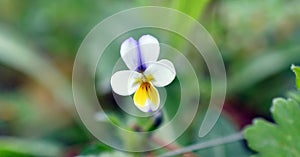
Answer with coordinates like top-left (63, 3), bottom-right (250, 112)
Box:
top-left (135, 73), bottom-right (154, 84)
top-left (133, 81), bottom-right (159, 108)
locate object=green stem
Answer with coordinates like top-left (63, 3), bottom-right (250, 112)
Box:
top-left (158, 131), bottom-right (244, 157)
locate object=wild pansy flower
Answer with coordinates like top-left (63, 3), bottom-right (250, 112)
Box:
top-left (111, 35), bottom-right (176, 112)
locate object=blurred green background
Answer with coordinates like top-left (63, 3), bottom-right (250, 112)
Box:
top-left (0, 0), bottom-right (300, 156)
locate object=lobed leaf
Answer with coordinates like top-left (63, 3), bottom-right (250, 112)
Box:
top-left (244, 97), bottom-right (300, 157)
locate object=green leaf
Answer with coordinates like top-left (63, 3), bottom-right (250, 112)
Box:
top-left (195, 114), bottom-right (251, 157)
top-left (0, 27), bottom-right (72, 108)
top-left (244, 97), bottom-right (300, 157)
top-left (228, 47), bottom-right (300, 94)
top-left (79, 143), bottom-right (133, 157)
top-left (287, 91), bottom-right (300, 104)
top-left (0, 137), bottom-right (62, 157)
top-left (78, 151), bottom-right (133, 157)
top-left (159, 113), bottom-right (250, 157)
top-left (80, 142), bottom-right (113, 156)
top-left (291, 64), bottom-right (300, 91)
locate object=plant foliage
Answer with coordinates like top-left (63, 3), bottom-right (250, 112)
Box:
top-left (244, 65), bottom-right (300, 157)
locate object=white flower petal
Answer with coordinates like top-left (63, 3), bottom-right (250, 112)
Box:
top-left (144, 59), bottom-right (176, 87)
top-left (135, 100), bottom-right (151, 113)
top-left (148, 99), bottom-right (160, 112)
top-left (110, 70), bottom-right (142, 96)
top-left (138, 35), bottom-right (160, 64)
top-left (120, 38), bottom-right (139, 70)
top-left (134, 98), bottom-right (160, 112)
top-left (120, 35), bottom-right (160, 71)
